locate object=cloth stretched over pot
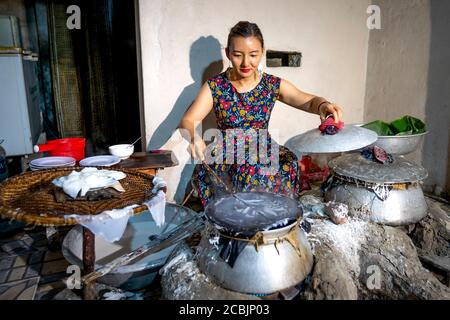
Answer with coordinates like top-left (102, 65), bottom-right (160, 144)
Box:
top-left (321, 174), bottom-right (421, 201)
top-left (204, 192), bottom-right (303, 267)
top-left (217, 235), bottom-right (247, 268)
top-left (205, 219), bottom-right (302, 268)
top-left (205, 192), bottom-right (302, 237)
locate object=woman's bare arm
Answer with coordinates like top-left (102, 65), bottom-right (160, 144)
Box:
top-left (179, 83), bottom-right (213, 138)
top-left (279, 79), bottom-right (343, 122)
top-left (179, 83), bottom-right (213, 160)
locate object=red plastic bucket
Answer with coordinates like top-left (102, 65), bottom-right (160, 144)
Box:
top-left (34, 138), bottom-right (86, 161)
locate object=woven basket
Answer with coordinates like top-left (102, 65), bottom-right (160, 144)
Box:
top-left (0, 167), bottom-right (155, 227)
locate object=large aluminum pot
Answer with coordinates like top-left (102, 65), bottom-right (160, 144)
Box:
top-left (197, 220), bottom-right (313, 294)
top-left (325, 153), bottom-right (428, 226)
top-left (325, 182), bottom-right (427, 226)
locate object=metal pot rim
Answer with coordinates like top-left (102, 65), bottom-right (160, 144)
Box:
top-left (377, 131), bottom-right (428, 139)
top-left (331, 173), bottom-right (422, 186)
top-left (214, 218), bottom-right (300, 242)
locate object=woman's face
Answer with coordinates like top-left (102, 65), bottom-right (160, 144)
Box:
top-left (226, 36), bottom-right (264, 79)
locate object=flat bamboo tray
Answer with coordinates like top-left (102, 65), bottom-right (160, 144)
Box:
top-left (0, 167), bottom-right (155, 227)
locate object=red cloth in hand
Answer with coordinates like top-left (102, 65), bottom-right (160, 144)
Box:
top-left (318, 117), bottom-right (344, 135)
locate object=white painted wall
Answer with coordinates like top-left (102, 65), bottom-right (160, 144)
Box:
top-left (364, 0), bottom-right (450, 196)
top-left (138, 0), bottom-right (371, 202)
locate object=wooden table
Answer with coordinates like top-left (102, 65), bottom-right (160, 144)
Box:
top-left (117, 150), bottom-right (178, 175)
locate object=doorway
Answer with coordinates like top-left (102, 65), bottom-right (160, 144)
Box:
top-left (33, 0), bottom-right (143, 154)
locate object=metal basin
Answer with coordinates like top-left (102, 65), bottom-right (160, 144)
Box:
top-left (197, 220), bottom-right (314, 294)
top-left (354, 123), bottom-right (428, 155)
top-left (325, 183), bottom-right (428, 226)
top-left (62, 203), bottom-right (198, 291)
top-left (373, 132), bottom-right (428, 155)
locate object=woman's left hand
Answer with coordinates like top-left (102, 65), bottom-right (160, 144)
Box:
top-left (319, 103), bottom-right (343, 123)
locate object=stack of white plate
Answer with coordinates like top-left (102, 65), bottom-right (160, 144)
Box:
top-left (30, 157), bottom-right (76, 171)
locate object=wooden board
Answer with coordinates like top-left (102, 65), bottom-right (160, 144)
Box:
top-left (118, 151), bottom-right (178, 170)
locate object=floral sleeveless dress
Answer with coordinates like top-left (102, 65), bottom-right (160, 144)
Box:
top-left (192, 69), bottom-right (301, 207)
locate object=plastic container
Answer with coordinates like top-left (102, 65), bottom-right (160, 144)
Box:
top-left (34, 138), bottom-right (86, 161)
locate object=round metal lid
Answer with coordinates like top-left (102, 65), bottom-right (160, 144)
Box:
top-left (285, 125), bottom-right (378, 154)
top-left (329, 153), bottom-right (428, 184)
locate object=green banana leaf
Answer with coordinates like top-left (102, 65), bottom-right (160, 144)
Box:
top-left (362, 116), bottom-right (426, 136)
top-left (361, 120), bottom-right (395, 136)
top-left (390, 116), bottom-right (426, 135)
top-left (407, 116), bottom-right (426, 134)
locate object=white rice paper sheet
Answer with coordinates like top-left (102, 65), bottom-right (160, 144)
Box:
top-left (63, 176), bottom-right (167, 242)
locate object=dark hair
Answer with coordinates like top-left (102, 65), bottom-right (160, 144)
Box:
top-left (227, 21), bottom-right (264, 49)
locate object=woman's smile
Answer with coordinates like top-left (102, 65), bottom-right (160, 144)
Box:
top-left (226, 36), bottom-right (264, 80)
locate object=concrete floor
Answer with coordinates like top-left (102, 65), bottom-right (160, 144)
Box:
top-left (0, 219), bottom-right (188, 300)
top-left (0, 224), bottom-right (70, 300)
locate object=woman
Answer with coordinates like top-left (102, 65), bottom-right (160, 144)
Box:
top-left (180, 21), bottom-right (343, 207)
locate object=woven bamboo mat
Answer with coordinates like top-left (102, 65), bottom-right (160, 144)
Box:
top-left (0, 167), bottom-right (154, 227)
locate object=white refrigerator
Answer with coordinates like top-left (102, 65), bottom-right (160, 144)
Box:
top-left (0, 49), bottom-right (43, 156)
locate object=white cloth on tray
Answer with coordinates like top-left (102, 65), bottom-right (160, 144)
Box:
top-left (64, 205), bottom-right (138, 242)
top-left (63, 176), bottom-right (167, 241)
top-left (144, 189), bottom-right (166, 228)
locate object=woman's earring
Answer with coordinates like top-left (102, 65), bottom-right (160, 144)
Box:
top-left (228, 60), bottom-right (232, 69)
top-left (258, 61), bottom-right (264, 76)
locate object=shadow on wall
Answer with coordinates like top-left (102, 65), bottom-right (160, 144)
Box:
top-left (424, 0), bottom-right (450, 199)
top-left (148, 36), bottom-right (224, 202)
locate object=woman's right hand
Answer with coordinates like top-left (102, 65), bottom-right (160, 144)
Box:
top-left (189, 138), bottom-right (206, 161)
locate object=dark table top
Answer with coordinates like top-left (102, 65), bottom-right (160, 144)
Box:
top-left (117, 150), bottom-right (179, 170)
